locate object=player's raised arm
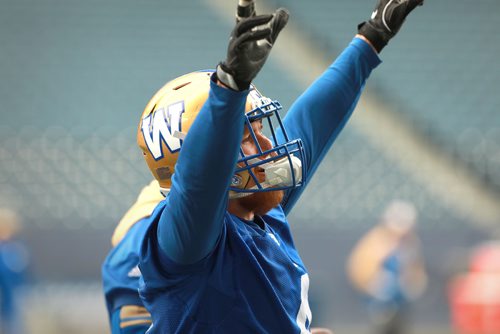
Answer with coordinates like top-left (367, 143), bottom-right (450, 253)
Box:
top-left (143, 5), bottom-right (290, 265)
top-left (280, 0), bottom-right (424, 213)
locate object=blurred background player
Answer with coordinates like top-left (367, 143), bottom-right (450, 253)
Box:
top-left (102, 181), bottom-right (163, 334)
top-left (347, 200), bottom-right (428, 334)
top-left (0, 208), bottom-right (30, 334)
top-left (135, 0), bottom-right (424, 332)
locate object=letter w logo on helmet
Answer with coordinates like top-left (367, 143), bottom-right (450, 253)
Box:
top-left (141, 101), bottom-right (185, 160)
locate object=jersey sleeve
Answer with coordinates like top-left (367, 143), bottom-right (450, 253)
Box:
top-left (156, 76), bottom-right (248, 265)
top-left (280, 37), bottom-right (382, 214)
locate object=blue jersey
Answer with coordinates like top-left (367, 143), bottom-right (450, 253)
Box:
top-left (102, 181), bottom-right (164, 333)
top-left (103, 219), bottom-right (155, 334)
top-left (139, 38), bottom-right (381, 333)
top-left (103, 217), bottom-right (152, 314)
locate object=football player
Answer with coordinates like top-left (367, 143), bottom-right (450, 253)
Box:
top-left (102, 180), bottom-right (163, 334)
top-left (136, 0), bottom-right (424, 332)
top-left (102, 182), bottom-right (335, 334)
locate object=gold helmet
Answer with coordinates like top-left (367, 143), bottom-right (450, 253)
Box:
top-left (137, 70), bottom-right (305, 198)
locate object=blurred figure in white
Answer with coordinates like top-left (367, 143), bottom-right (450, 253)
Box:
top-left (347, 200), bottom-right (427, 334)
top-left (0, 208), bottom-right (30, 334)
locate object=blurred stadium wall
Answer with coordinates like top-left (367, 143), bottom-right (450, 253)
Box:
top-left (1, 0), bottom-right (499, 333)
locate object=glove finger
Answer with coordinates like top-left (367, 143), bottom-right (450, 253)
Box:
top-left (234, 27), bottom-right (272, 48)
top-left (269, 8), bottom-right (290, 43)
top-left (236, 0), bottom-right (256, 23)
top-left (406, 0), bottom-right (424, 13)
top-left (236, 14), bottom-right (273, 35)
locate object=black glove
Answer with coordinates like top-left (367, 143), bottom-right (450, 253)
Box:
top-left (236, 0), bottom-right (256, 23)
top-left (358, 0), bottom-right (424, 52)
top-left (217, 7), bottom-right (289, 91)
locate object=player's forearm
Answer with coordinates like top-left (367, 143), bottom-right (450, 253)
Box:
top-left (174, 78), bottom-right (247, 184)
top-left (280, 38), bottom-right (380, 206)
top-left (158, 77), bottom-right (248, 264)
top-left (279, 38), bottom-right (380, 213)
